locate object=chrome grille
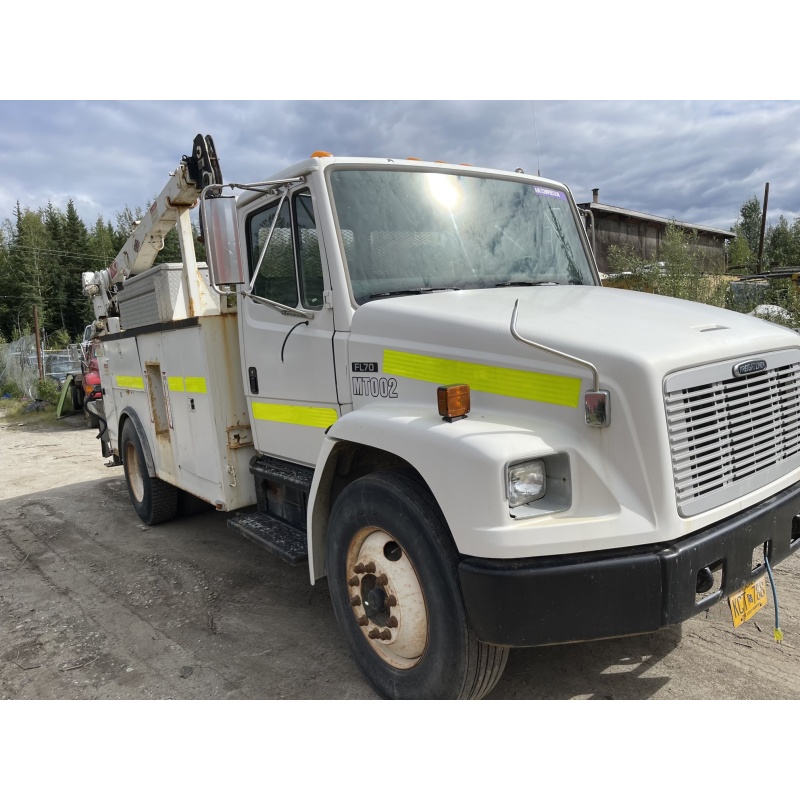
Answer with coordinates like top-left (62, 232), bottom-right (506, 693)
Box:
top-left (665, 357), bottom-right (800, 516)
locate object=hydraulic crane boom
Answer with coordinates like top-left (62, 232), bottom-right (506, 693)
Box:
top-left (82, 135), bottom-right (222, 332)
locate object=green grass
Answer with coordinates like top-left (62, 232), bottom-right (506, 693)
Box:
top-left (0, 396), bottom-right (58, 423)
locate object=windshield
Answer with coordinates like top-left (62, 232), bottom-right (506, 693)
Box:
top-left (329, 168), bottom-right (596, 304)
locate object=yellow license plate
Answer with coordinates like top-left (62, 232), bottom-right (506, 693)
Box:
top-left (728, 574), bottom-right (768, 628)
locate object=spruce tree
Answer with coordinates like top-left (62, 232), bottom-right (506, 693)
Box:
top-left (61, 199), bottom-right (91, 336)
top-left (6, 203), bottom-right (60, 337)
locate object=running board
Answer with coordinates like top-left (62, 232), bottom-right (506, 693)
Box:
top-left (227, 512), bottom-right (308, 566)
top-left (250, 455), bottom-right (314, 533)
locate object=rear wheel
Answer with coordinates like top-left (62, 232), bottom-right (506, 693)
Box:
top-left (326, 471), bottom-right (508, 700)
top-left (70, 383), bottom-right (83, 412)
top-left (120, 421), bottom-right (177, 525)
top-left (85, 404), bottom-right (100, 429)
top-left (177, 489), bottom-right (212, 517)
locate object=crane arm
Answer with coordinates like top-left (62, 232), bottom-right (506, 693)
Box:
top-left (107, 163), bottom-right (200, 285)
top-left (83, 134), bottom-right (222, 330)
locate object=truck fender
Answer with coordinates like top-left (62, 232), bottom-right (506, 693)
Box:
top-left (117, 407), bottom-right (156, 478)
top-left (306, 405), bottom-right (555, 583)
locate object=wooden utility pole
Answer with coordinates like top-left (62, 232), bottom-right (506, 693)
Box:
top-left (33, 304), bottom-right (43, 381)
top-left (757, 182), bottom-right (770, 273)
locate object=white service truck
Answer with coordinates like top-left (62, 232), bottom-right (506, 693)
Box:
top-left (82, 134), bottom-right (800, 699)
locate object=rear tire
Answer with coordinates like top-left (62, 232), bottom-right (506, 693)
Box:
top-left (120, 421), bottom-right (177, 526)
top-left (85, 407), bottom-right (100, 429)
top-left (326, 471), bottom-right (508, 700)
top-left (70, 383), bottom-right (83, 412)
top-left (177, 489), bottom-right (212, 517)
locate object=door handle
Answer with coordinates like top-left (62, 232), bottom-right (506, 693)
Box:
top-left (248, 366), bottom-right (259, 394)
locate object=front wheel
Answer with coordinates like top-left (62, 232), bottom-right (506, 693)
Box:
top-left (120, 421), bottom-right (178, 526)
top-left (326, 471), bottom-right (508, 700)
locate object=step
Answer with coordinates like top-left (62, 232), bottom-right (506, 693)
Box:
top-left (227, 511), bottom-right (308, 566)
top-left (250, 456), bottom-right (314, 492)
top-left (250, 456), bottom-right (314, 530)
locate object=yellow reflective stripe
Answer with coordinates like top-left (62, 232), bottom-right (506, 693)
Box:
top-left (184, 377), bottom-right (207, 394)
top-left (252, 402), bottom-right (338, 428)
top-left (116, 374), bottom-right (207, 393)
top-left (166, 376), bottom-right (206, 393)
top-left (116, 375), bottom-right (144, 390)
top-left (383, 349), bottom-right (581, 408)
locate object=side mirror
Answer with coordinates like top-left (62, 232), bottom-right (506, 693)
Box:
top-left (203, 193), bottom-right (245, 287)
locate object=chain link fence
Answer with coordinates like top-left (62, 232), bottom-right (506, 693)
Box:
top-left (0, 335), bottom-right (82, 400)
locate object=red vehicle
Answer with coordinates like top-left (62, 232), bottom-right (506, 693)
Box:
top-left (70, 341), bottom-right (103, 428)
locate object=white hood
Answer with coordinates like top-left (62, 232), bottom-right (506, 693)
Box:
top-left (351, 285), bottom-right (799, 380)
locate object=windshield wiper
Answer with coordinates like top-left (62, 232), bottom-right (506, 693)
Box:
top-left (494, 280), bottom-right (561, 287)
top-left (369, 287), bottom-right (461, 299)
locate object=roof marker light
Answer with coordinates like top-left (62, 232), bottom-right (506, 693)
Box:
top-left (311, 150), bottom-right (333, 158)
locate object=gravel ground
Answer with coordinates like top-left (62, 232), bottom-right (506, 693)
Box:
top-left (2, 411), bottom-right (800, 700)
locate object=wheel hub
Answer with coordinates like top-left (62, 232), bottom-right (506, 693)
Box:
top-left (345, 528), bottom-right (427, 669)
top-left (362, 579), bottom-right (388, 624)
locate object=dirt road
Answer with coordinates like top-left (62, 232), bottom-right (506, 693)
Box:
top-left (2, 413), bottom-right (800, 700)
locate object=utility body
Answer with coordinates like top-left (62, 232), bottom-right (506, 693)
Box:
top-left (82, 135), bottom-right (800, 699)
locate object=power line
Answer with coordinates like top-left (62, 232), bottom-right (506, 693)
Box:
top-left (3, 245), bottom-right (115, 263)
top-left (0, 295), bottom-right (90, 300)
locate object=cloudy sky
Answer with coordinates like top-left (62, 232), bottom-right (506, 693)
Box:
top-left (4, 6), bottom-right (800, 239)
top-left (3, 99), bottom-right (799, 236)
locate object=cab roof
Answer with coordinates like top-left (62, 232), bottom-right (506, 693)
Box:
top-left (237, 155), bottom-right (571, 207)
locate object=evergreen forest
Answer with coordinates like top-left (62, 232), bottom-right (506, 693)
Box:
top-left (0, 191), bottom-right (797, 346)
top-left (0, 199), bottom-right (205, 345)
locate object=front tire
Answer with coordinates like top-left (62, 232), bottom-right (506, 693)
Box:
top-left (120, 421), bottom-right (178, 526)
top-left (326, 471), bottom-right (508, 700)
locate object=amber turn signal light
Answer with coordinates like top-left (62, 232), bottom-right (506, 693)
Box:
top-left (437, 384), bottom-right (470, 422)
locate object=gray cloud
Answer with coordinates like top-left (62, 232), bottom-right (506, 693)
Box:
top-left (2, 100), bottom-right (799, 235)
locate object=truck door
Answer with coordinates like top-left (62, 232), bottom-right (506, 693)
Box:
top-left (239, 187), bottom-right (339, 466)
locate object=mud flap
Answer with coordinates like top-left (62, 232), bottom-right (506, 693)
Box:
top-left (55, 374), bottom-right (77, 418)
top-left (85, 399), bottom-right (112, 457)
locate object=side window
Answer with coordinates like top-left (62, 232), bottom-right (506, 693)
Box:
top-left (246, 191), bottom-right (325, 309)
top-left (294, 191), bottom-right (324, 309)
top-left (248, 200), bottom-right (298, 306)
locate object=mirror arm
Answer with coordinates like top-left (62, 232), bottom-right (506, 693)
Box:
top-left (240, 291), bottom-right (315, 320)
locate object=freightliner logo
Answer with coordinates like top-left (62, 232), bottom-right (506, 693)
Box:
top-left (733, 359), bottom-right (768, 377)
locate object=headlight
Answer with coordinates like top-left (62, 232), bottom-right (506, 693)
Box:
top-left (507, 460), bottom-right (546, 507)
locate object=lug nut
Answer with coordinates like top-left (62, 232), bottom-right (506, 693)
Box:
top-left (387, 616), bottom-right (398, 628)
top-left (377, 574), bottom-right (389, 586)
top-left (348, 576), bottom-right (360, 587)
top-left (354, 563), bottom-right (366, 574)
top-left (379, 630), bottom-right (392, 641)
top-left (357, 615), bottom-right (368, 626)
top-left (365, 562), bottom-right (376, 574)
top-left (368, 628), bottom-right (381, 639)
top-left (350, 596), bottom-right (362, 607)
top-left (386, 595), bottom-right (397, 607)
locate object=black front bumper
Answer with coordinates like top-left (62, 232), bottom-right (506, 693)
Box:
top-left (459, 481), bottom-right (800, 647)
